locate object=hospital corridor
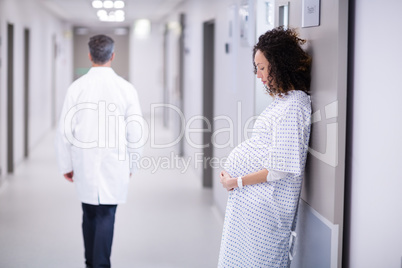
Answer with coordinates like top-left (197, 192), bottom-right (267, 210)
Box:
top-left (1, 0), bottom-right (402, 268)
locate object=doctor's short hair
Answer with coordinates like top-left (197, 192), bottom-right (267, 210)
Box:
top-left (88, 35), bottom-right (114, 64)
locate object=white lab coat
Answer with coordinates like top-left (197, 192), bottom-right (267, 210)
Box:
top-left (55, 67), bottom-right (145, 205)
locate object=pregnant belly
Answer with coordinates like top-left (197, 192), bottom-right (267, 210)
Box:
top-left (224, 136), bottom-right (270, 178)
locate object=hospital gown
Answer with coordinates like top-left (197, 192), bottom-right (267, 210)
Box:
top-left (218, 90), bottom-right (311, 267)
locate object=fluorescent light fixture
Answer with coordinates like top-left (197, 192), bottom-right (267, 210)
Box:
top-left (103, 0), bottom-right (114, 8)
top-left (134, 19), bottom-right (151, 38)
top-left (114, 1), bottom-right (125, 9)
top-left (92, 0), bottom-right (103, 8)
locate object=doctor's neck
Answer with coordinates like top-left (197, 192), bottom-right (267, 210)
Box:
top-left (92, 61), bottom-right (112, 67)
top-left (89, 53), bottom-right (114, 68)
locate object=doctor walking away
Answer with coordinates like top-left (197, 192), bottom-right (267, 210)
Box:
top-left (55, 35), bottom-right (144, 268)
top-left (218, 27), bottom-right (312, 267)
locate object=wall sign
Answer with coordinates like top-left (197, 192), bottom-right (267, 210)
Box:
top-left (302, 0), bottom-right (320, 28)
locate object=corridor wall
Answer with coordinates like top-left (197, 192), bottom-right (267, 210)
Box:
top-left (346, 0), bottom-right (402, 267)
top-left (129, 23), bottom-right (164, 117)
top-left (0, 0), bottom-right (73, 180)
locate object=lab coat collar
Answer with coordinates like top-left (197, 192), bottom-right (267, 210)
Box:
top-left (87, 67), bottom-right (115, 75)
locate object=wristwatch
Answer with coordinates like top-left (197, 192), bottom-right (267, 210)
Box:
top-left (237, 176), bottom-right (243, 189)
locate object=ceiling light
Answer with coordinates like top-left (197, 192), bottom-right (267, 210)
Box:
top-left (103, 0), bottom-right (114, 8)
top-left (92, 0), bottom-right (103, 8)
top-left (95, 2), bottom-right (125, 22)
top-left (97, 9), bottom-right (107, 17)
top-left (114, 1), bottom-right (125, 9)
top-left (134, 19), bottom-right (151, 38)
top-left (115, 10), bottom-right (124, 17)
top-left (99, 16), bottom-right (109, 22)
top-left (108, 13), bottom-right (116, 21)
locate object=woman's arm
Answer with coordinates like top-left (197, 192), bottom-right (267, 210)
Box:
top-left (220, 169), bottom-right (268, 191)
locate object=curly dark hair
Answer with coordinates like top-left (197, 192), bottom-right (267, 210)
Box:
top-left (253, 27), bottom-right (311, 96)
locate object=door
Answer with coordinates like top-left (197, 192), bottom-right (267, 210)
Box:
top-left (24, 28), bottom-right (30, 158)
top-left (7, 23), bottom-right (14, 173)
top-left (202, 20), bottom-right (215, 188)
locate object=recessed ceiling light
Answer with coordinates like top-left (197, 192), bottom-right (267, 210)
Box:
top-left (114, 1), bottom-right (125, 9)
top-left (115, 10), bottom-right (125, 21)
top-left (99, 16), bottom-right (109, 22)
top-left (92, 0), bottom-right (103, 8)
top-left (103, 0), bottom-right (114, 8)
top-left (97, 9), bottom-right (108, 18)
top-left (115, 10), bottom-right (124, 17)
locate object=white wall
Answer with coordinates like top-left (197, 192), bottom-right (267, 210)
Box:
top-left (0, 0), bottom-right (73, 179)
top-left (212, 0), bottom-right (256, 213)
top-left (348, 0), bottom-right (402, 267)
top-left (129, 23), bottom-right (164, 116)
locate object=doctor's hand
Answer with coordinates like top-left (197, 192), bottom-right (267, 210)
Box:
top-left (64, 171), bottom-right (74, 182)
top-left (220, 170), bottom-right (236, 191)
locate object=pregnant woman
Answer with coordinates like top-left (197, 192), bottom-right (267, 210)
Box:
top-left (218, 27), bottom-right (312, 267)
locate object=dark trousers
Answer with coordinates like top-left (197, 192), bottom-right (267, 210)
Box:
top-left (82, 203), bottom-right (117, 268)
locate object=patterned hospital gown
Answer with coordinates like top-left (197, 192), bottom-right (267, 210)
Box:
top-left (218, 90), bottom-right (311, 267)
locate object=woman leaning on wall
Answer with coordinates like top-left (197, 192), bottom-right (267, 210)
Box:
top-left (218, 26), bottom-right (312, 267)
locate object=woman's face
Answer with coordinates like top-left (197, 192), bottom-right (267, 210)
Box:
top-left (254, 50), bottom-right (270, 86)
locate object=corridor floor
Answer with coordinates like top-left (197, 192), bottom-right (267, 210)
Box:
top-left (0, 126), bottom-right (223, 268)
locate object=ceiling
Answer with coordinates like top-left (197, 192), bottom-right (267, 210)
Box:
top-left (40, 0), bottom-right (186, 29)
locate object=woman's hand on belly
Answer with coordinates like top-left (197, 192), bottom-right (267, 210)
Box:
top-left (220, 170), bottom-right (237, 191)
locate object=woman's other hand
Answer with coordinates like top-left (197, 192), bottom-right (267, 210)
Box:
top-left (220, 170), bottom-right (236, 191)
top-left (63, 171), bottom-right (74, 182)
